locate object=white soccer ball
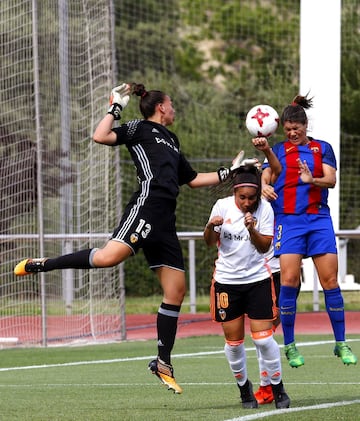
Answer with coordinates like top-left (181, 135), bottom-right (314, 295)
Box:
top-left (245, 104), bottom-right (279, 137)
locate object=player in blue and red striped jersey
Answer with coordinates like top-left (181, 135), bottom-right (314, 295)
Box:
top-left (252, 94), bottom-right (357, 368)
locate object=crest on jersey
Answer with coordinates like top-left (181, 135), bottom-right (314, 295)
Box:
top-left (219, 309), bottom-right (226, 321)
top-left (130, 233), bottom-right (139, 244)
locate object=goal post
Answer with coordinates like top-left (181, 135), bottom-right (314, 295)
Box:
top-left (0, 0), bottom-right (125, 346)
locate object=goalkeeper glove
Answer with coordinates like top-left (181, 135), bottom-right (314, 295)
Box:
top-left (217, 150), bottom-right (245, 182)
top-left (238, 158), bottom-right (261, 169)
top-left (108, 83), bottom-right (130, 120)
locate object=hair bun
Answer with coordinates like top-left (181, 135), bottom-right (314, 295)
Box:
top-left (131, 83), bottom-right (147, 98)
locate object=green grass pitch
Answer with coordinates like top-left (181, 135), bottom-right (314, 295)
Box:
top-left (0, 334), bottom-right (358, 420)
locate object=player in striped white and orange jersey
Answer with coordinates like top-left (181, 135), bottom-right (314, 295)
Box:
top-left (204, 164), bottom-right (290, 409)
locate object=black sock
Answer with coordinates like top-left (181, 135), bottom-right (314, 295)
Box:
top-left (157, 302), bottom-right (181, 365)
top-left (43, 249), bottom-right (93, 271)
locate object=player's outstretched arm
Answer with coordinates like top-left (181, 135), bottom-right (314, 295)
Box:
top-left (188, 150), bottom-right (245, 188)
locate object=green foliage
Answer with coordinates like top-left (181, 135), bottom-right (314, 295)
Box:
top-left (174, 41), bottom-right (204, 80)
top-left (340, 1), bottom-right (360, 240)
top-left (115, 0), bottom-right (179, 77)
top-left (110, 0), bottom-right (360, 293)
top-left (1, 0), bottom-right (359, 297)
top-left (341, 10), bottom-right (360, 90)
top-left (102, 0), bottom-right (360, 242)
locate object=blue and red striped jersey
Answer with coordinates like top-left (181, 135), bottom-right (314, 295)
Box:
top-left (263, 138), bottom-right (336, 215)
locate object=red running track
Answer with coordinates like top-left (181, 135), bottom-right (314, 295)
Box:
top-left (0, 312), bottom-right (357, 345)
top-left (125, 311), bottom-right (360, 341)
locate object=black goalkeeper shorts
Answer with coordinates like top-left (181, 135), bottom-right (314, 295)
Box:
top-left (111, 200), bottom-right (185, 271)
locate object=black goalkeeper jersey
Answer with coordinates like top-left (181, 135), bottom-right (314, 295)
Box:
top-left (112, 119), bottom-right (197, 203)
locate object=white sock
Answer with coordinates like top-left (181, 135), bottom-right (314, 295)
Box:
top-left (224, 341), bottom-right (247, 387)
top-left (253, 334), bottom-right (282, 385)
top-left (255, 345), bottom-right (269, 387)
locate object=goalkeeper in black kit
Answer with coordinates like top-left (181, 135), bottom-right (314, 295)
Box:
top-left (14, 82), bottom-right (243, 394)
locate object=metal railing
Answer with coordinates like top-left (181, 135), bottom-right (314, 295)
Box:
top-left (1, 229), bottom-right (359, 317)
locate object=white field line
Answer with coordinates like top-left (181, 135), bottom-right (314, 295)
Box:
top-left (0, 382), bottom-right (357, 421)
top-left (223, 399), bottom-right (360, 421)
top-left (0, 338), bottom-right (358, 421)
top-left (0, 338), bottom-right (358, 372)
top-left (222, 337), bottom-right (360, 421)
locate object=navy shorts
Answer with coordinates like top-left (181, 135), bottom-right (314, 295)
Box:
top-left (273, 271), bottom-right (280, 308)
top-left (274, 213), bottom-right (337, 257)
top-left (111, 200), bottom-right (185, 271)
top-left (210, 277), bottom-right (277, 323)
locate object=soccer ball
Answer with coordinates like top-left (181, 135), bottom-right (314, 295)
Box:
top-left (245, 104), bottom-right (279, 137)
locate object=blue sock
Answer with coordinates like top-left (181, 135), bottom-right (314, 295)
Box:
top-left (279, 285), bottom-right (298, 345)
top-left (324, 287), bottom-right (345, 342)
